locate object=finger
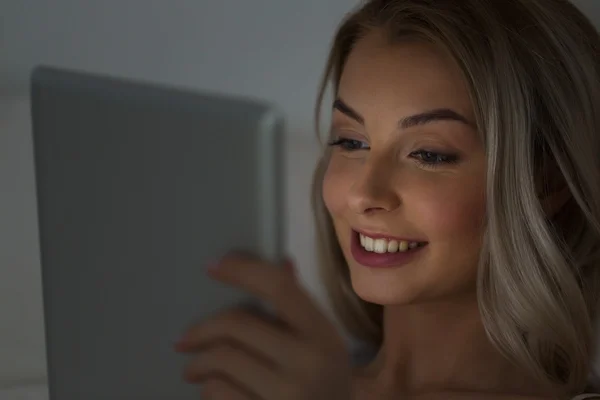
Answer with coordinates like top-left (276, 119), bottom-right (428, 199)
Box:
top-left (184, 343), bottom-right (287, 399)
top-left (207, 254), bottom-right (336, 343)
top-left (176, 307), bottom-right (294, 368)
top-left (199, 376), bottom-right (255, 400)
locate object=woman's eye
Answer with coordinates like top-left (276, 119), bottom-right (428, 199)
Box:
top-left (410, 150), bottom-right (458, 166)
top-left (327, 137), bottom-right (369, 151)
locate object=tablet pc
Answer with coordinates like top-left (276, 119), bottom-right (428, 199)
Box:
top-left (31, 66), bottom-right (286, 400)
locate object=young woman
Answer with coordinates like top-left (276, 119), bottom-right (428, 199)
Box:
top-left (174, 0), bottom-right (600, 398)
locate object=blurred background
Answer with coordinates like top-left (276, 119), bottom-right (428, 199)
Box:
top-left (1, 0), bottom-right (599, 397)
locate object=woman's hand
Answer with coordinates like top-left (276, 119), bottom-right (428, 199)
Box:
top-left (174, 253), bottom-right (352, 400)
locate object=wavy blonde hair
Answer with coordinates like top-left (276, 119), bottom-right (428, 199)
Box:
top-left (311, 0), bottom-right (600, 394)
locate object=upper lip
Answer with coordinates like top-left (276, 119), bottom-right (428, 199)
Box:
top-left (354, 228), bottom-right (427, 243)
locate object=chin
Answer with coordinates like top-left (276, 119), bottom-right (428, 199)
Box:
top-left (350, 274), bottom-right (478, 307)
top-left (348, 267), bottom-right (427, 305)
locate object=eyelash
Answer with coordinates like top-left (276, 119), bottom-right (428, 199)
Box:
top-left (327, 137), bottom-right (459, 168)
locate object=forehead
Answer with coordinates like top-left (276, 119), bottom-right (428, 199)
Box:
top-left (337, 30), bottom-right (475, 123)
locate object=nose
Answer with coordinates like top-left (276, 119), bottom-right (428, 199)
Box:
top-left (347, 155), bottom-right (401, 215)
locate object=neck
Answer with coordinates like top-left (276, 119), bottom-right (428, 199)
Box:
top-left (358, 291), bottom-right (548, 396)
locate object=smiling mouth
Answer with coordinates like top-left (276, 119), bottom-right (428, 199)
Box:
top-left (356, 231), bottom-right (427, 254)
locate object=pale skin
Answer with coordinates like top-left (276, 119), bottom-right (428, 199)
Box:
top-left (175, 30), bottom-right (563, 399)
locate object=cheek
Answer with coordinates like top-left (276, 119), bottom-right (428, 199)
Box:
top-left (323, 154), bottom-right (486, 241)
top-left (322, 156), bottom-right (354, 217)
top-left (409, 177), bottom-right (486, 242)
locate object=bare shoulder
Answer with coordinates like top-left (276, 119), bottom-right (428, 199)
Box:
top-left (406, 395), bottom-right (555, 400)
top-left (351, 370), bottom-right (585, 400)
top-left (354, 391), bottom-right (569, 400)
top-left (407, 394), bottom-right (599, 400)
top-left (416, 395), bottom-right (547, 400)
top-left (352, 387), bottom-right (557, 400)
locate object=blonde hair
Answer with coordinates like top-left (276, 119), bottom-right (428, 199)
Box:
top-left (312, 0), bottom-right (600, 394)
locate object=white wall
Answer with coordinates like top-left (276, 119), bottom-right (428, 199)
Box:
top-left (1, 0), bottom-right (600, 389)
top-left (1, 0), bottom-right (361, 134)
top-left (0, 93), bottom-right (45, 388)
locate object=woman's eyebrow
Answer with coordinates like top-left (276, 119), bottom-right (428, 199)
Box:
top-left (333, 97), bottom-right (473, 128)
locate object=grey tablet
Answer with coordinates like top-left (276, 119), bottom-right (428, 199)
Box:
top-left (30, 66), bottom-right (286, 400)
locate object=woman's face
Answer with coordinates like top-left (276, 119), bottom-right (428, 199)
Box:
top-left (322, 30), bottom-right (487, 305)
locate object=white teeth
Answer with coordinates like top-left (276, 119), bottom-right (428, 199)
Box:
top-left (373, 239), bottom-right (387, 253)
top-left (399, 241), bottom-right (409, 252)
top-left (359, 234), bottom-right (421, 253)
top-left (364, 237), bottom-right (374, 251)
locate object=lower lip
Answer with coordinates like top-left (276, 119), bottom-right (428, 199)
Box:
top-left (350, 231), bottom-right (427, 268)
